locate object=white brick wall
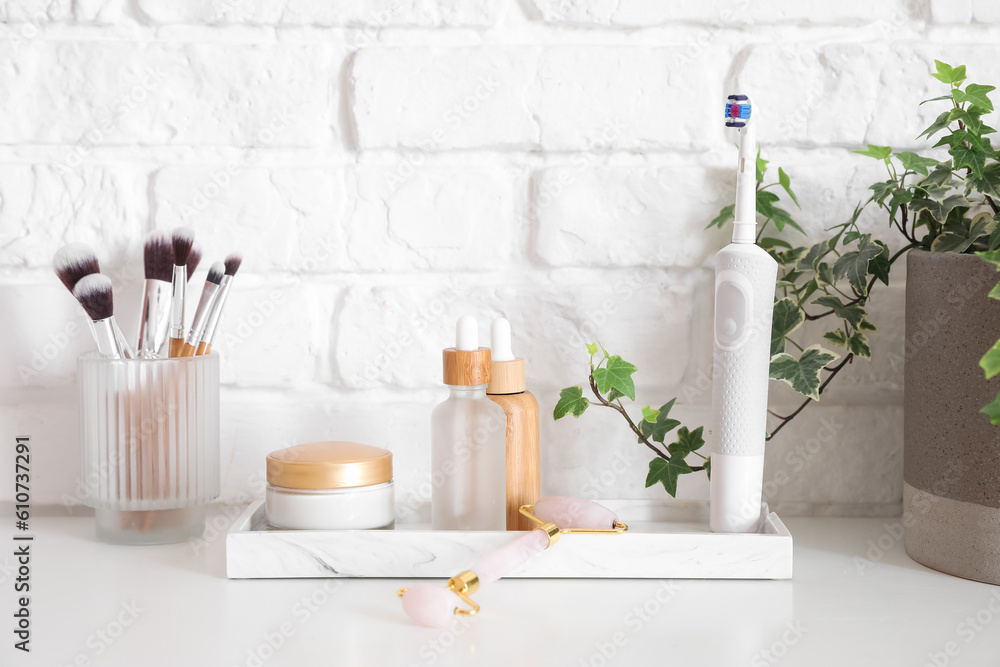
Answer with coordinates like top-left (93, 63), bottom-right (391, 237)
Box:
top-left (0, 0), bottom-right (992, 517)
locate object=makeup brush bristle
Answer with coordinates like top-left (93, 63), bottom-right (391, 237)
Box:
top-left (171, 227), bottom-right (195, 267)
top-left (53, 243), bottom-right (100, 291)
top-left (186, 244), bottom-right (203, 280)
top-left (224, 252), bottom-right (243, 277)
top-left (73, 274), bottom-right (114, 321)
top-left (206, 261), bottom-right (225, 285)
top-left (144, 231), bottom-right (174, 282)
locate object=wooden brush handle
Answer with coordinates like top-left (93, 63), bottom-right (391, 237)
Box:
top-left (168, 337), bottom-right (185, 358)
top-left (196, 341), bottom-right (211, 356)
top-left (179, 342), bottom-right (198, 357)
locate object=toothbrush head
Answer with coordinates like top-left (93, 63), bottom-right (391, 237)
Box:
top-left (724, 94), bottom-right (753, 128)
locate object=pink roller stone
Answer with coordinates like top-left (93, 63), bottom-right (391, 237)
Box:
top-left (401, 584), bottom-right (461, 628)
top-left (533, 496), bottom-right (619, 530)
top-left (399, 497), bottom-right (621, 627)
top-left (471, 529), bottom-right (549, 586)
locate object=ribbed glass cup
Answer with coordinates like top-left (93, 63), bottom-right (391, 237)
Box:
top-left (78, 352), bottom-right (220, 545)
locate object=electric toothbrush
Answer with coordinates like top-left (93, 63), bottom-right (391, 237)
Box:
top-left (709, 95), bottom-right (779, 533)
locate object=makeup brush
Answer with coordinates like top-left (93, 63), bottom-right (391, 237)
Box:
top-left (54, 243), bottom-right (135, 359)
top-left (53, 243), bottom-right (99, 291)
top-left (167, 228), bottom-right (195, 358)
top-left (186, 243), bottom-right (203, 278)
top-left (136, 231), bottom-right (175, 358)
top-left (72, 274), bottom-right (123, 359)
top-left (197, 252), bottom-right (242, 355)
top-left (180, 262), bottom-right (224, 357)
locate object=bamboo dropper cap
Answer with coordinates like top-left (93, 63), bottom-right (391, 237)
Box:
top-left (487, 317), bottom-right (526, 394)
top-left (442, 316), bottom-right (492, 386)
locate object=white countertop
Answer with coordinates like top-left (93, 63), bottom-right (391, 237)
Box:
top-left (8, 508), bottom-right (1000, 667)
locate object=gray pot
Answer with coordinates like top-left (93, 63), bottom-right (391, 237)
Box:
top-left (904, 249), bottom-right (1000, 584)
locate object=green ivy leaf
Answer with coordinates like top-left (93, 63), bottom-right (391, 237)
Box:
top-left (966, 163), bottom-right (1000, 201)
top-left (667, 426), bottom-right (705, 459)
top-left (817, 262), bottom-right (836, 287)
top-left (704, 457), bottom-right (711, 480)
top-left (981, 394), bottom-right (1000, 425)
top-left (586, 342), bottom-right (599, 356)
top-left (644, 457), bottom-right (693, 498)
top-left (707, 204), bottom-right (735, 230)
top-left (921, 94), bottom-right (954, 105)
top-left (771, 297), bottom-right (806, 356)
top-left (760, 236), bottom-right (793, 251)
top-left (976, 249), bottom-right (1000, 269)
top-left (853, 144), bottom-right (893, 161)
top-left (930, 212), bottom-right (994, 253)
top-left (798, 277), bottom-right (820, 305)
top-left (833, 234), bottom-right (882, 296)
top-left (823, 330), bottom-right (848, 347)
top-left (989, 221), bottom-right (1000, 252)
top-left (777, 247), bottom-right (808, 267)
top-left (796, 241), bottom-right (830, 272)
top-left (910, 194), bottom-right (972, 224)
top-left (777, 167), bottom-right (800, 207)
top-left (954, 83), bottom-right (995, 113)
top-left (769, 345), bottom-right (841, 401)
top-left (641, 405), bottom-right (660, 424)
top-left (919, 161), bottom-right (956, 198)
top-left (888, 189), bottom-right (913, 224)
top-left (592, 355), bottom-right (638, 401)
top-left (812, 295), bottom-right (867, 328)
top-left (950, 142), bottom-right (987, 180)
top-left (638, 399), bottom-right (681, 444)
top-left (980, 340), bottom-right (1000, 380)
top-left (869, 241), bottom-right (891, 286)
top-left (607, 387), bottom-right (624, 402)
top-left (870, 180), bottom-right (896, 206)
top-left (554, 386), bottom-right (589, 419)
top-left (858, 317), bottom-right (878, 332)
top-left (894, 151), bottom-right (940, 176)
top-left (756, 148), bottom-right (769, 183)
top-left (757, 190), bottom-right (804, 233)
top-left (847, 333), bottom-right (872, 359)
top-left (917, 111), bottom-right (953, 140)
top-left (932, 60), bottom-right (966, 85)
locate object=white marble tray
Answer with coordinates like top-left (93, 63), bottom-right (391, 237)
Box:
top-left (226, 499), bottom-right (792, 580)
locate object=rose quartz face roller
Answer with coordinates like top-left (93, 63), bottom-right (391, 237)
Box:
top-left (397, 496), bottom-right (628, 627)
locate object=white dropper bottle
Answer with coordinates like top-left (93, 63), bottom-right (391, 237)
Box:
top-left (431, 317), bottom-right (507, 531)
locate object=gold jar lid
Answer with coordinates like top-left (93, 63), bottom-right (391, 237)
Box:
top-left (266, 441), bottom-right (393, 490)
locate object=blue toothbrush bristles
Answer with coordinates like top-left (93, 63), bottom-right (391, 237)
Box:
top-left (724, 96), bottom-right (751, 127)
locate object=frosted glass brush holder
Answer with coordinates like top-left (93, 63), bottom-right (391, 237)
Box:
top-left (78, 352), bottom-right (220, 545)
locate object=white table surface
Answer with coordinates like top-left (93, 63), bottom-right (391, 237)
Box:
top-left (7, 507), bottom-right (1000, 667)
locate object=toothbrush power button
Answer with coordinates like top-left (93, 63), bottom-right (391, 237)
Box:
top-left (715, 278), bottom-right (750, 349)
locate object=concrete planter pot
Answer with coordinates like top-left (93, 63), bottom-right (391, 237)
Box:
top-left (904, 249), bottom-right (1000, 584)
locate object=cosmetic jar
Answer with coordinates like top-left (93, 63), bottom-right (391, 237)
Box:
top-left (265, 441), bottom-right (395, 530)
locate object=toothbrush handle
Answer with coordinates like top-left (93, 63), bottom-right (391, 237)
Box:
top-left (710, 243), bottom-right (778, 533)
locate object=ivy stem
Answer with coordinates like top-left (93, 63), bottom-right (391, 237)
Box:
top-left (588, 374), bottom-right (669, 462)
top-left (766, 354), bottom-right (854, 441)
top-left (586, 374), bottom-right (705, 473)
top-left (756, 218), bottom-right (770, 243)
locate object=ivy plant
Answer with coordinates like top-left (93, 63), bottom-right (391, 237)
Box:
top-left (553, 344), bottom-right (707, 497)
top-left (849, 61), bottom-right (1000, 421)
